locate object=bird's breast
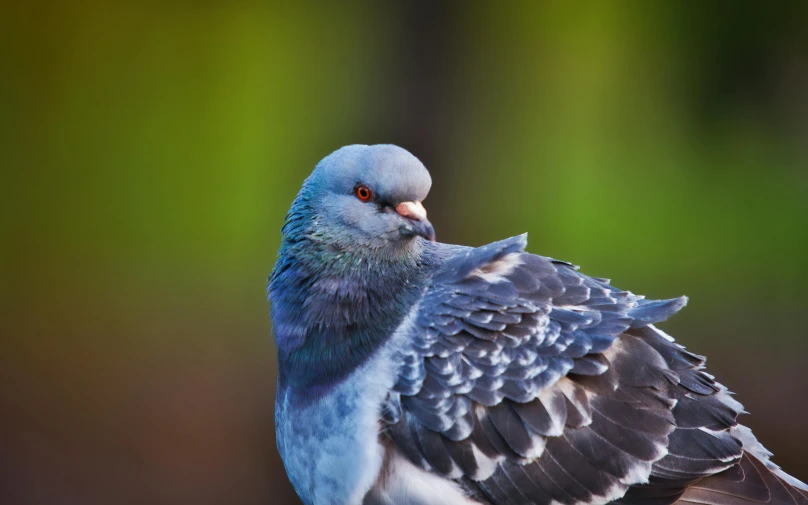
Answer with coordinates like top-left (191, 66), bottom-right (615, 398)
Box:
top-left (275, 342), bottom-right (400, 505)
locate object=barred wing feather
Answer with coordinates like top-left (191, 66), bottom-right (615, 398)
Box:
top-left (383, 235), bottom-right (808, 505)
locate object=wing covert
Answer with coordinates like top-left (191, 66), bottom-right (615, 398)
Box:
top-left (384, 235), bottom-right (696, 504)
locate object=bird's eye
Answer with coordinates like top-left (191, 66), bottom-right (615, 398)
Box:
top-left (355, 185), bottom-right (372, 202)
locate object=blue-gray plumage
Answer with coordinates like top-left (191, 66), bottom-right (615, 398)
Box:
top-left (269, 145), bottom-right (807, 505)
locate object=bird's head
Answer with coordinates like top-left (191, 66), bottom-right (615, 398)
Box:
top-left (286, 144), bottom-right (435, 253)
top-left (271, 145), bottom-right (434, 377)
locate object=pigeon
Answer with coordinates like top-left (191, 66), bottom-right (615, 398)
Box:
top-left (268, 144), bottom-right (807, 505)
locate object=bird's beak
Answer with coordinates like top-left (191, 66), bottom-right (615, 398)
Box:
top-left (396, 201), bottom-right (436, 242)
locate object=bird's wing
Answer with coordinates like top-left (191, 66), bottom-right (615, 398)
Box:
top-left (384, 235), bottom-right (806, 505)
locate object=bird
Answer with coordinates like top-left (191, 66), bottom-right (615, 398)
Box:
top-left (268, 144), bottom-right (807, 505)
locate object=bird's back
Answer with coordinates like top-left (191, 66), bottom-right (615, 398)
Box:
top-left (371, 237), bottom-right (808, 505)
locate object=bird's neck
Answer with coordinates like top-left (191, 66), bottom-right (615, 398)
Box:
top-left (270, 233), bottom-right (430, 395)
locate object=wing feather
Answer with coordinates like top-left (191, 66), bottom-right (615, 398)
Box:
top-left (381, 236), bottom-right (803, 505)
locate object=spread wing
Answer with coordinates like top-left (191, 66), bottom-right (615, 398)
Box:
top-left (383, 235), bottom-right (808, 505)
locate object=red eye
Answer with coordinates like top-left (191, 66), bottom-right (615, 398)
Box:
top-left (355, 185), bottom-right (372, 202)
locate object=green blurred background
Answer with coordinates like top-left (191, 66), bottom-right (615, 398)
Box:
top-left (2, 2), bottom-right (807, 504)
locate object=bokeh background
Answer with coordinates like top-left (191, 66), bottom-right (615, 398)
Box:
top-left (2, 2), bottom-right (807, 504)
